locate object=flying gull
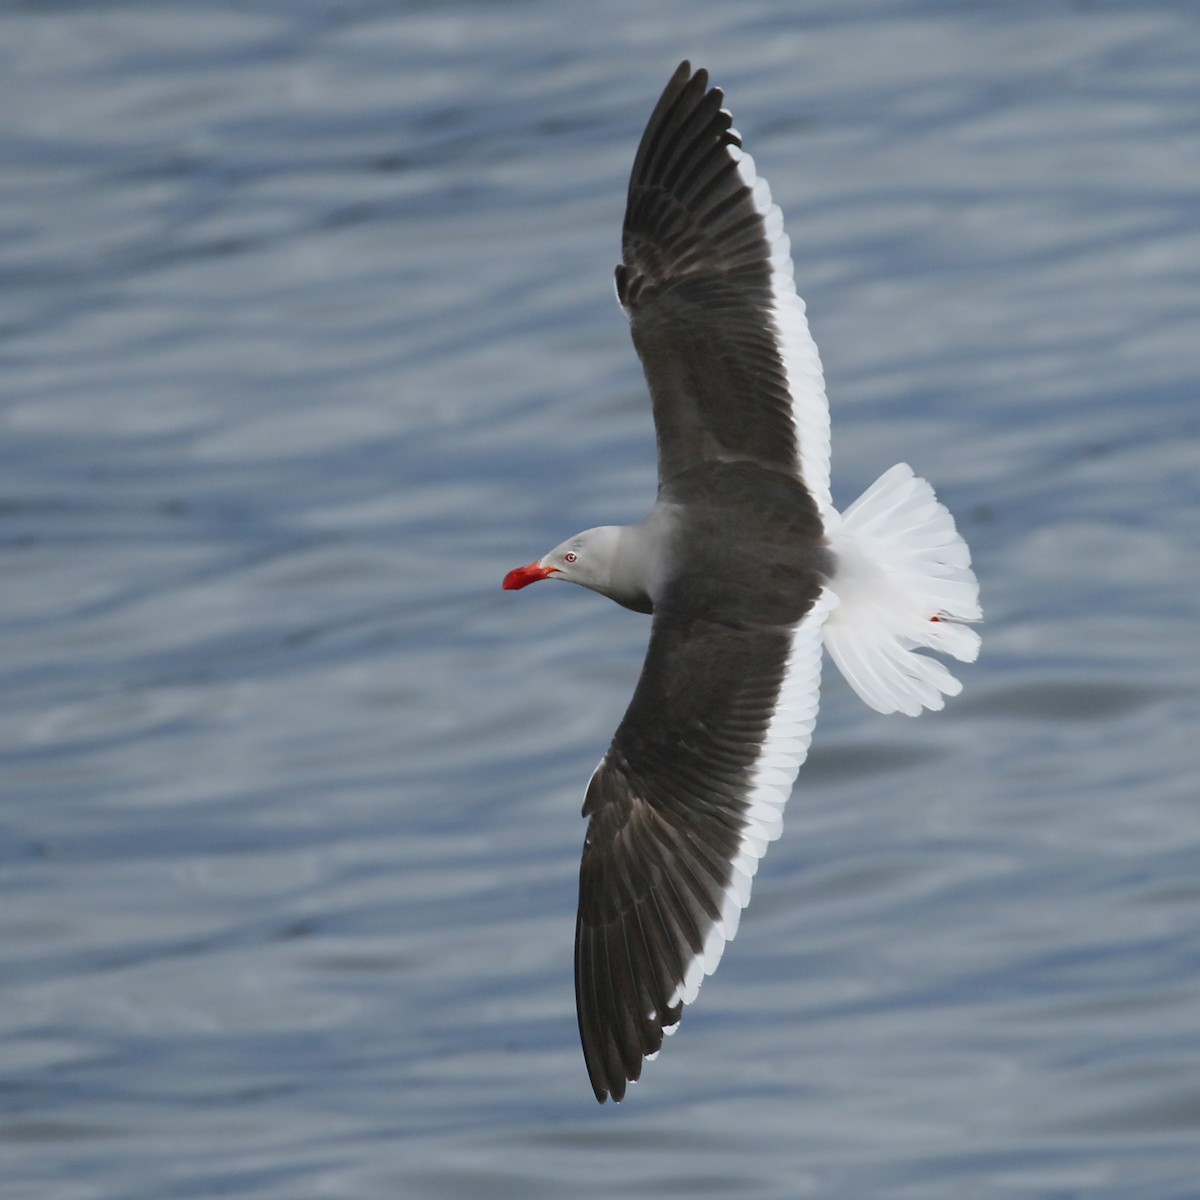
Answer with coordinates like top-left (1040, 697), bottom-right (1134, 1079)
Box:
top-left (503, 61), bottom-right (982, 1103)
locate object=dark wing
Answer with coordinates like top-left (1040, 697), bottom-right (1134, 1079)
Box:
top-left (617, 61), bottom-right (832, 515)
top-left (575, 586), bottom-right (835, 1102)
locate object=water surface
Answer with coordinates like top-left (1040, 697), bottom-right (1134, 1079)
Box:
top-left (2, 3), bottom-right (1198, 1197)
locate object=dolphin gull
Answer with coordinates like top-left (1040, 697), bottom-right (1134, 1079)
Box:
top-left (503, 61), bottom-right (981, 1103)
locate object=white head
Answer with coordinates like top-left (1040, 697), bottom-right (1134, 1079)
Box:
top-left (502, 526), bottom-right (625, 597)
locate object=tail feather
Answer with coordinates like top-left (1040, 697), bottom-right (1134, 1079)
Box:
top-left (824, 463), bottom-right (981, 717)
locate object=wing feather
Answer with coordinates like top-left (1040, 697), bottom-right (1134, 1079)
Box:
top-left (575, 589), bottom-right (835, 1101)
top-left (617, 61), bottom-right (832, 516)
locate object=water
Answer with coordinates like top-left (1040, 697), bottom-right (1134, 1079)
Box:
top-left (2, 2), bottom-right (1198, 1197)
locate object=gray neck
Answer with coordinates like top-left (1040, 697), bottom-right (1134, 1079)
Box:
top-left (601, 525), bottom-right (654, 614)
top-left (593, 506), bottom-right (675, 614)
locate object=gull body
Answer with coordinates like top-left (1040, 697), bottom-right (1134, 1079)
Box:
top-left (503, 62), bottom-right (981, 1103)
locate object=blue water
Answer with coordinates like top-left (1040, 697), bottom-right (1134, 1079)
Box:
top-left (3, 3), bottom-right (1198, 1197)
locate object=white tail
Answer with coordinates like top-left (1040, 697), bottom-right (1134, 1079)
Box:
top-left (823, 463), bottom-right (981, 717)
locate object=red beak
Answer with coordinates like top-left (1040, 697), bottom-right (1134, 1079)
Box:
top-left (502, 562), bottom-right (558, 590)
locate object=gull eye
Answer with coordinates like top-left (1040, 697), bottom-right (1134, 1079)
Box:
top-left (564, 551), bottom-right (578, 564)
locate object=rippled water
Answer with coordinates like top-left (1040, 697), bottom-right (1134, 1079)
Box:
top-left (3, 3), bottom-right (1198, 1197)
